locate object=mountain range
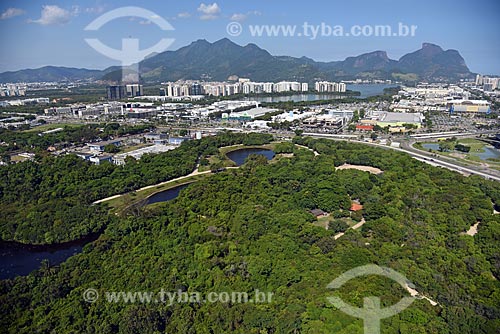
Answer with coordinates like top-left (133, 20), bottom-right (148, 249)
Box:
top-left (0, 39), bottom-right (473, 83)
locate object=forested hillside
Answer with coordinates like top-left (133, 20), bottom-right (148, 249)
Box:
top-left (1, 136), bottom-right (499, 333)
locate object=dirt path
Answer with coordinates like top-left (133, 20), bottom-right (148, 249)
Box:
top-left (334, 218), bottom-right (366, 240)
top-left (331, 215), bottom-right (439, 306)
top-left (335, 164), bottom-right (383, 175)
top-left (464, 222), bottom-right (481, 236)
top-left (405, 283), bottom-right (438, 306)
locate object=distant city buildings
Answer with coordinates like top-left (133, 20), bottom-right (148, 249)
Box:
top-left (107, 84), bottom-right (144, 100)
top-left (162, 79), bottom-right (313, 98)
top-left (44, 102), bottom-right (124, 118)
top-left (161, 79), bottom-right (351, 98)
top-left (0, 84), bottom-right (26, 97)
top-left (394, 84), bottom-right (492, 114)
top-left (314, 81), bottom-right (346, 93)
top-left (125, 84), bottom-right (144, 97)
top-left (106, 85), bottom-right (126, 100)
top-left (475, 74), bottom-right (500, 93)
top-left (0, 97), bottom-right (49, 107)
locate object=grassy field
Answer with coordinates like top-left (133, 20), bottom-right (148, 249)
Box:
top-left (103, 173), bottom-right (211, 213)
top-left (312, 215), bottom-right (357, 230)
top-left (24, 123), bottom-right (83, 133)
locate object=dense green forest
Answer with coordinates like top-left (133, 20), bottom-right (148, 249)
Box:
top-left (0, 132), bottom-right (273, 244)
top-left (1, 135), bottom-right (499, 332)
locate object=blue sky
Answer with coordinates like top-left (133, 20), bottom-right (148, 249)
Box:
top-left (0, 0), bottom-right (499, 74)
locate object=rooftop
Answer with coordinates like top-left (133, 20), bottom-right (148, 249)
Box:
top-left (380, 112), bottom-right (423, 123)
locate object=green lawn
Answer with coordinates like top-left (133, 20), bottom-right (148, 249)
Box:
top-left (24, 123), bottom-right (83, 132)
top-left (103, 173), bottom-right (211, 213)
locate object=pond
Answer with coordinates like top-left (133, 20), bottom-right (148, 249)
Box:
top-left (422, 143), bottom-right (500, 161)
top-left (0, 232), bottom-right (100, 280)
top-left (478, 146), bottom-right (500, 161)
top-left (226, 148), bottom-right (275, 166)
top-left (145, 183), bottom-right (191, 205)
top-left (422, 143), bottom-right (441, 151)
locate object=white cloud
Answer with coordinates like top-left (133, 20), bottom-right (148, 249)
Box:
top-left (0, 8), bottom-right (25, 20)
top-left (197, 3), bottom-right (220, 20)
top-left (85, 6), bottom-right (105, 14)
top-left (31, 5), bottom-right (72, 25)
top-left (139, 20), bottom-right (152, 25)
top-left (177, 12), bottom-right (191, 19)
top-left (71, 5), bottom-right (80, 15)
top-left (230, 10), bottom-right (261, 22)
top-left (230, 13), bottom-right (246, 21)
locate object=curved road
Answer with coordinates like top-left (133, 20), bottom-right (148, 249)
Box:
top-left (304, 133), bottom-right (500, 182)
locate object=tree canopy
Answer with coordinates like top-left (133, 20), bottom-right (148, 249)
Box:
top-left (0, 135), bottom-right (499, 333)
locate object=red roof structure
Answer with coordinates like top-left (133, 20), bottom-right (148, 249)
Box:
top-left (356, 125), bottom-right (374, 131)
top-left (350, 203), bottom-right (363, 211)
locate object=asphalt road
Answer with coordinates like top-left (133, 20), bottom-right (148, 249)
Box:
top-left (304, 133), bottom-right (500, 182)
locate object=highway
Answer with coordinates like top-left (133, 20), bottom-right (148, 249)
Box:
top-left (304, 132), bottom-right (500, 182)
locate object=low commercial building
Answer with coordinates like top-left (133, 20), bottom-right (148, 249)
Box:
top-left (448, 100), bottom-right (490, 113)
top-left (168, 137), bottom-right (189, 145)
top-left (303, 114), bottom-right (343, 128)
top-left (87, 139), bottom-right (122, 152)
top-left (374, 111), bottom-right (424, 128)
top-left (89, 155), bottom-right (113, 165)
top-left (226, 107), bottom-right (277, 120)
top-left (113, 144), bottom-right (176, 165)
top-left (144, 133), bottom-right (167, 141)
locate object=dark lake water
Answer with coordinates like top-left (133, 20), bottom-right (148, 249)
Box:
top-left (226, 148), bottom-right (275, 166)
top-left (0, 232), bottom-right (100, 280)
top-left (243, 84), bottom-right (397, 103)
top-left (1, 183), bottom-right (191, 280)
top-left (145, 183), bottom-right (191, 205)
